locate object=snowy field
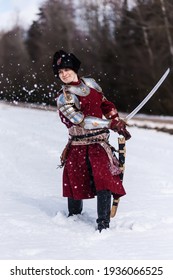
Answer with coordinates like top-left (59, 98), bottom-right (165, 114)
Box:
top-left (0, 102), bottom-right (173, 260)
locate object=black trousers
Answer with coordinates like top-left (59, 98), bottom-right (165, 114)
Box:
top-left (67, 190), bottom-right (111, 224)
top-left (68, 197), bottom-right (83, 216)
top-left (96, 190), bottom-right (111, 225)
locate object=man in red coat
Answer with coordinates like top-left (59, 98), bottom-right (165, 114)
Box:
top-left (53, 50), bottom-right (131, 232)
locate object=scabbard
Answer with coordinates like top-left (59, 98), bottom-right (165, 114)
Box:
top-left (110, 137), bottom-right (126, 218)
top-left (118, 137), bottom-right (126, 181)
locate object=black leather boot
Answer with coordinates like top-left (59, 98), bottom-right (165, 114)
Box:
top-left (68, 197), bottom-right (83, 216)
top-left (96, 190), bottom-right (111, 232)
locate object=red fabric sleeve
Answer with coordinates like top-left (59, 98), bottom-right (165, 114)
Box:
top-left (100, 98), bottom-right (118, 118)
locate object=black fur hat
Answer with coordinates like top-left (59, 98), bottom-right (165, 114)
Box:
top-left (52, 50), bottom-right (81, 77)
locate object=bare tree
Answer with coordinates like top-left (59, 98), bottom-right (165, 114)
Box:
top-left (135, 0), bottom-right (154, 71)
top-left (160, 0), bottom-right (173, 64)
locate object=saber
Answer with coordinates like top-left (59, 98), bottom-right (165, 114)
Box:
top-left (125, 68), bottom-right (170, 121)
top-left (110, 68), bottom-right (170, 218)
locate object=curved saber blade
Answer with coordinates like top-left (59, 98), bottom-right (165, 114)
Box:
top-left (125, 68), bottom-right (170, 121)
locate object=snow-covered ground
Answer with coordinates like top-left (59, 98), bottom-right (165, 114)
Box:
top-left (0, 102), bottom-right (173, 260)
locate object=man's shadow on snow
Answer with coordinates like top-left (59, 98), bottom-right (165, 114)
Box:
top-left (10, 192), bottom-right (96, 226)
top-left (10, 191), bottom-right (65, 217)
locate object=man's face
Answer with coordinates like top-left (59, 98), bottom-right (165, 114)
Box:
top-left (58, 68), bottom-right (78, 84)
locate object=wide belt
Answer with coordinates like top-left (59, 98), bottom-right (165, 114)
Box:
top-left (70, 129), bottom-right (109, 143)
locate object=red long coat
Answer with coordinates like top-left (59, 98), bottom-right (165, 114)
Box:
top-left (58, 81), bottom-right (126, 200)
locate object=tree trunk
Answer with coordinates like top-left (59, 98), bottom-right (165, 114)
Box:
top-left (160, 0), bottom-right (173, 64)
top-left (135, 1), bottom-right (155, 72)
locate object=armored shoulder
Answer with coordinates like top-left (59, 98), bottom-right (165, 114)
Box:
top-left (57, 92), bottom-right (80, 110)
top-left (56, 92), bottom-right (84, 125)
top-left (81, 77), bottom-right (102, 92)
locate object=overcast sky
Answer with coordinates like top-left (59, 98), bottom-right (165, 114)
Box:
top-left (0, 0), bottom-right (135, 32)
top-left (0, 0), bottom-right (45, 31)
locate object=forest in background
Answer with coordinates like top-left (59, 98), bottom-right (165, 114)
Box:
top-left (0, 0), bottom-right (173, 116)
